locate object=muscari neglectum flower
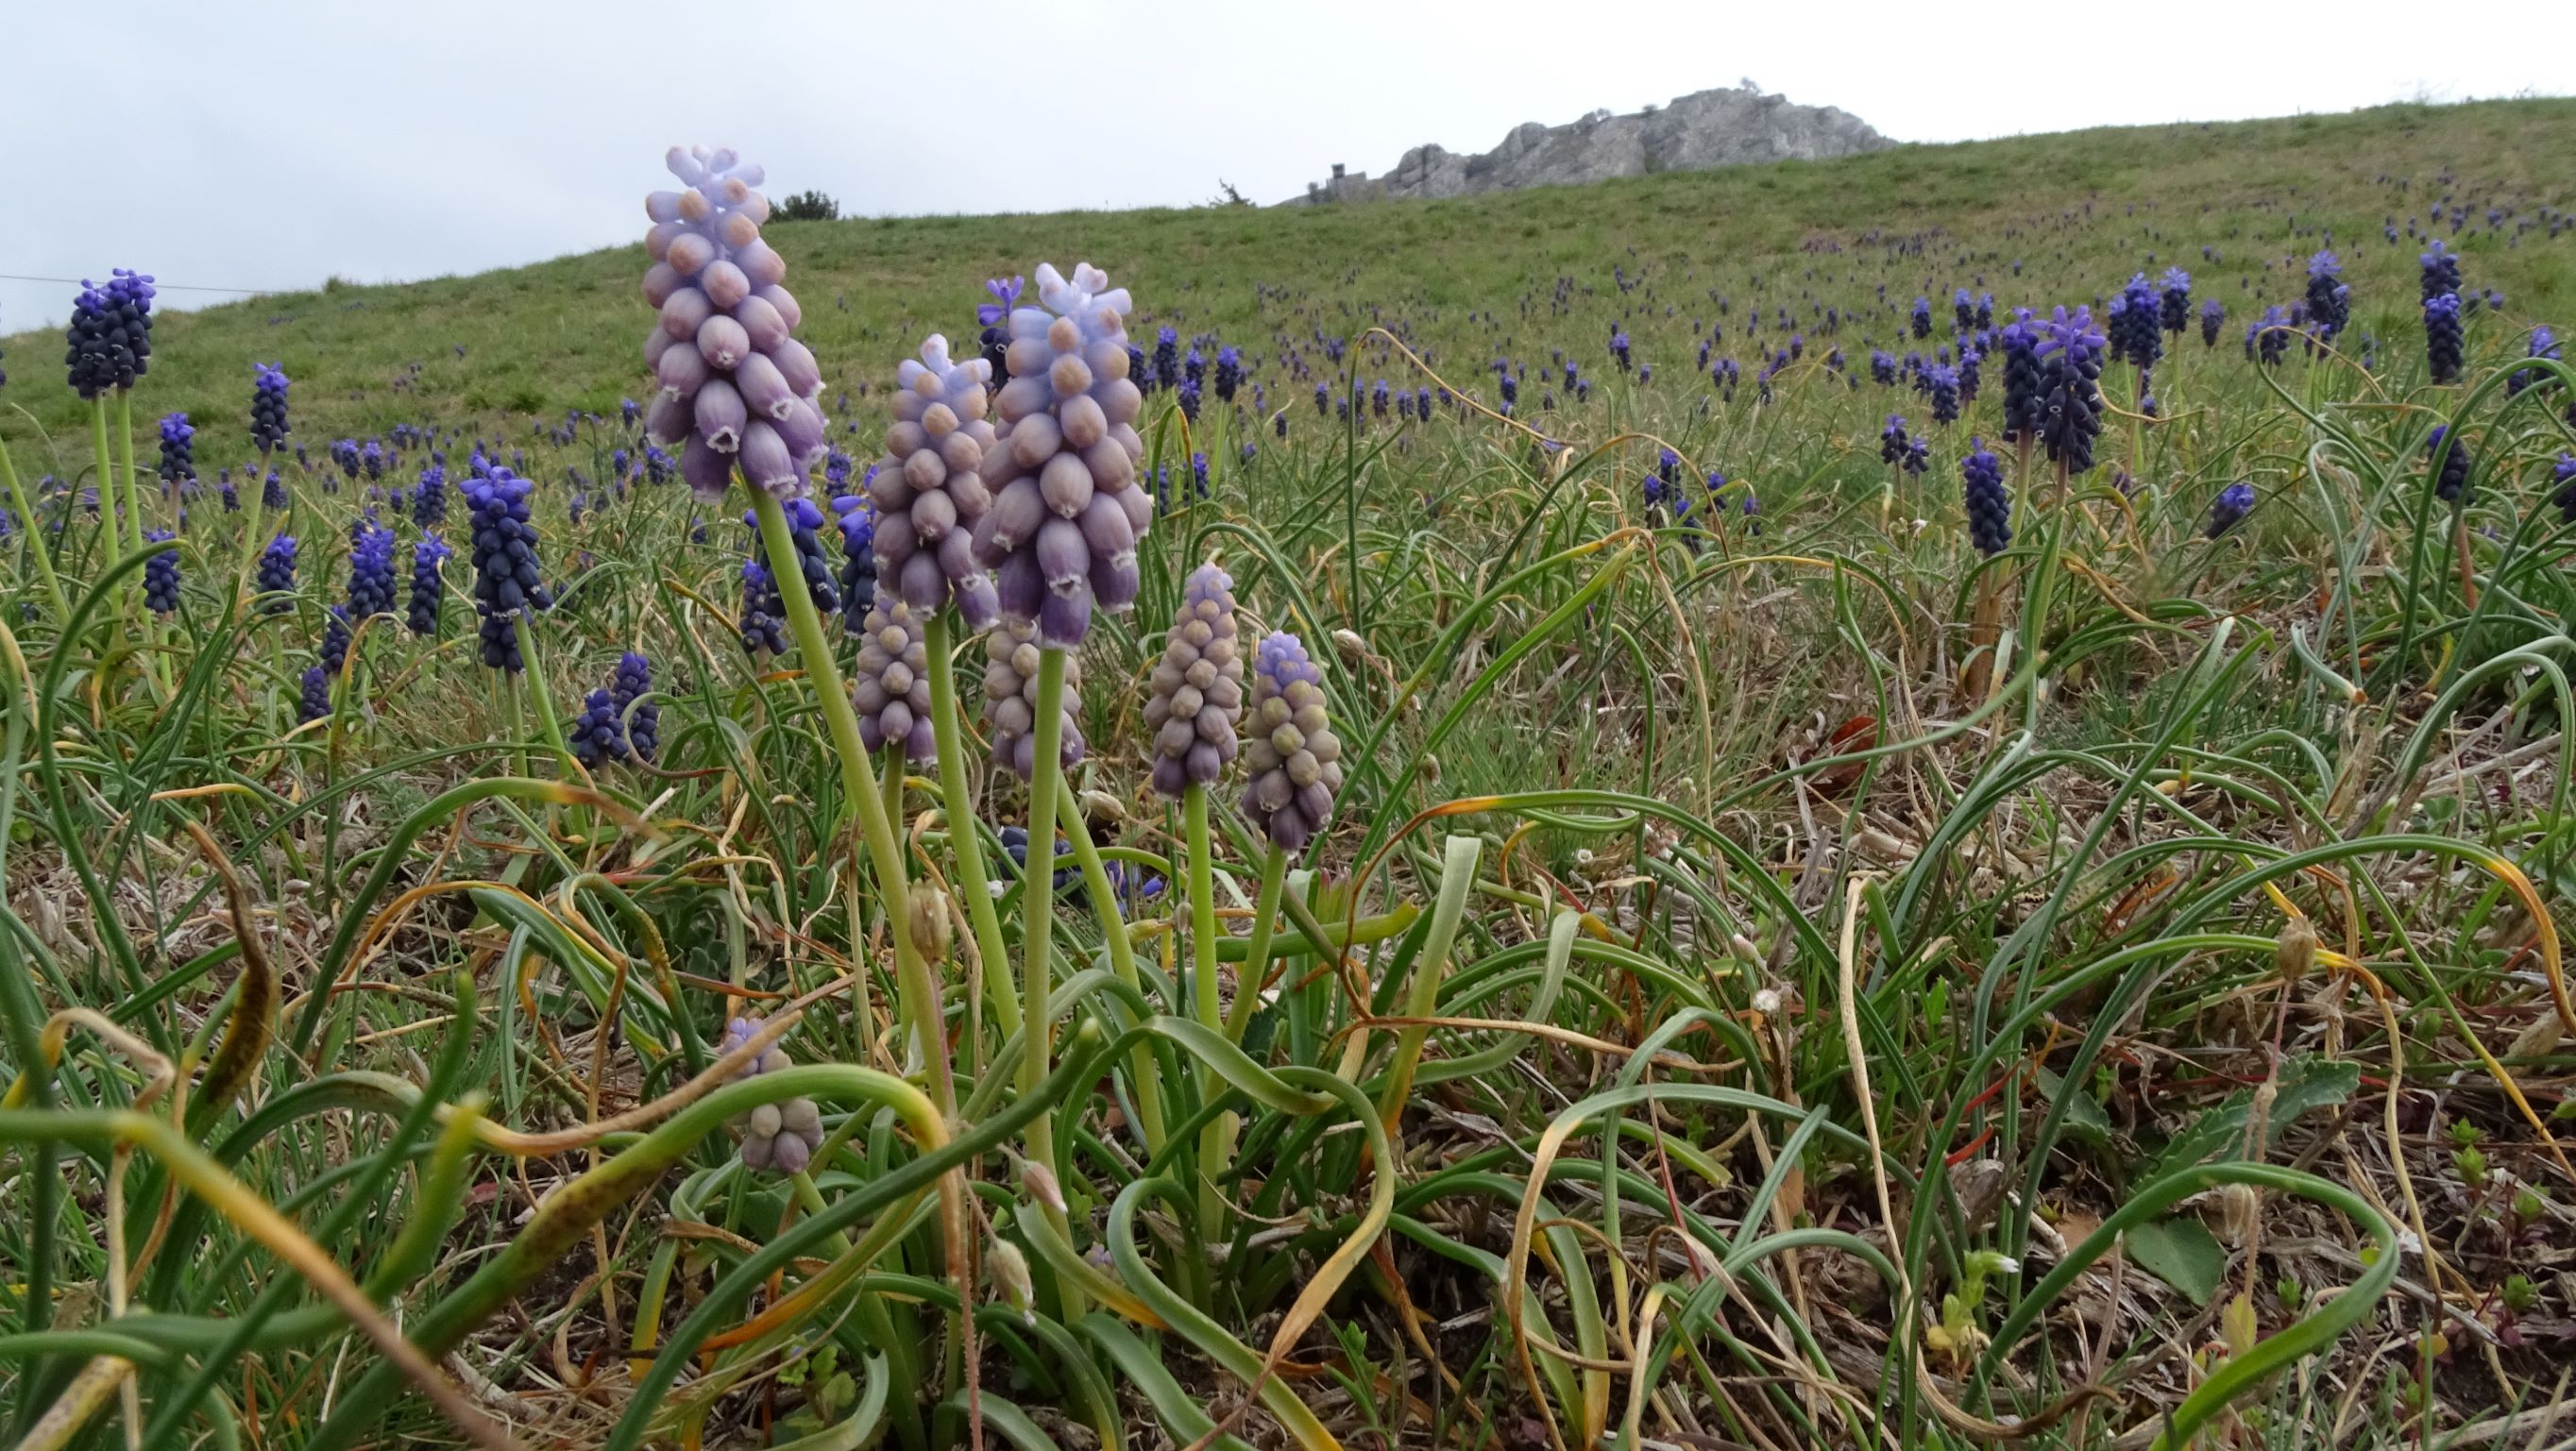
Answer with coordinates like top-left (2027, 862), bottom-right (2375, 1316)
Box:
top-left (2420, 239), bottom-right (2462, 301)
top-left (297, 665), bottom-right (331, 726)
top-left (738, 558), bottom-right (787, 656)
top-left (871, 335), bottom-right (1001, 628)
top-left (2110, 274), bottom-right (2161, 371)
top-left (1997, 314), bottom-right (2042, 443)
top-left (407, 536), bottom-right (449, 636)
top-left (1961, 441), bottom-right (2009, 555)
top-left (2551, 452), bottom-right (2576, 525)
top-left (2033, 305), bottom-right (2107, 476)
top-left (250, 363), bottom-right (291, 455)
top-left (569, 687), bottom-right (623, 767)
top-left (2206, 481), bottom-right (2254, 538)
top-left (2305, 251), bottom-right (2349, 338)
top-left (642, 146), bottom-right (828, 501)
top-left (1144, 564), bottom-right (1245, 800)
top-left (2158, 268), bottom-right (2191, 335)
top-left (64, 270), bottom-right (154, 398)
top-left (831, 492), bottom-right (878, 633)
top-left (2508, 327), bottom-right (2560, 397)
top-left (2424, 292), bottom-right (2465, 385)
top-left (347, 517), bottom-right (398, 621)
top-left (464, 468), bottom-right (550, 671)
top-left (256, 532), bottom-right (298, 612)
top-left (720, 1017), bottom-right (822, 1173)
top-left (852, 589), bottom-right (935, 762)
top-left (984, 615), bottom-right (1083, 782)
top-left (972, 262), bottom-right (1152, 650)
top-left (2426, 425), bottom-right (2473, 504)
top-left (1240, 632), bottom-right (1342, 852)
top-left (614, 651), bottom-right (658, 762)
top-left (2200, 296), bottom-right (2225, 348)
top-left (157, 413), bottom-right (195, 489)
top-left (143, 529), bottom-right (179, 614)
top-left (1879, 414), bottom-right (1910, 465)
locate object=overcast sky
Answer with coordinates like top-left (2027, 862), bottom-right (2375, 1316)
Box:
top-left (5, 0), bottom-right (2569, 332)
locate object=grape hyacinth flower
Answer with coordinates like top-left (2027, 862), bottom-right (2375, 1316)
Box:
top-left (614, 652), bottom-right (658, 763)
top-left (640, 146), bottom-right (828, 502)
top-left (568, 688), bottom-right (623, 768)
top-left (2424, 292), bottom-right (2465, 384)
top-left (2426, 425), bottom-right (2473, 504)
top-left (1213, 346), bottom-right (1244, 402)
top-left (752, 497), bottom-right (839, 621)
top-left (143, 530), bottom-right (179, 614)
top-left (1911, 296), bottom-right (1933, 339)
top-left (256, 532), bottom-right (298, 612)
top-left (1870, 349), bottom-right (1897, 386)
top-left (157, 413), bottom-right (195, 491)
top-left (2033, 306), bottom-right (2108, 476)
top-left (1996, 314), bottom-right (2042, 444)
top-left (2200, 297), bottom-right (2225, 348)
top-left (2508, 327), bottom-right (2560, 396)
top-left (972, 262), bottom-right (1152, 649)
top-left (720, 1017), bottom-right (822, 1173)
top-left (347, 518), bottom-right (398, 621)
top-left (2158, 268), bottom-right (2191, 336)
top-left (2552, 453), bottom-right (2576, 526)
top-left (1954, 288), bottom-right (1974, 333)
top-left (738, 559), bottom-right (788, 657)
top-left (1240, 633), bottom-right (1342, 852)
top-left (1151, 327), bottom-right (1180, 392)
top-left (831, 493), bottom-right (878, 633)
top-left (976, 276), bottom-right (1024, 379)
top-left (297, 666), bottom-right (331, 726)
top-left (2304, 252), bottom-right (2349, 338)
top-left (2206, 481), bottom-right (2254, 538)
top-left (64, 270), bottom-right (154, 397)
top-left (413, 462), bottom-right (448, 526)
top-left (463, 468), bottom-right (550, 671)
top-left (1879, 414), bottom-right (1910, 466)
top-left (869, 335), bottom-right (1001, 628)
top-left (1961, 442), bottom-right (2009, 555)
top-left (1144, 564), bottom-right (1245, 800)
top-left (852, 590), bottom-right (935, 761)
top-left (2420, 240), bottom-right (2462, 301)
top-left (2110, 274), bottom-right (2161, 370)
top-left (250, 363), bottom-right (291, 455)
top-left (1925, 365), bottom-right (1961, 426)
top-left (984, 616), bottom-right (1083, 780)
top-left (319, 606), bottom-right (352, 679)
top-left (262, 468), bottom-right (287, 511)
top-left (2246, 307), bottom-right (2293, 367)
top-left (407, 536), bottom-right (449, 636)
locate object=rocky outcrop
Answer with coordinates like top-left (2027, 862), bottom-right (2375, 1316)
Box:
top-left (1286, 83), bottom-right (1890, 205)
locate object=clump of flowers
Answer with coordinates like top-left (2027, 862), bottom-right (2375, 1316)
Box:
top-left (464, 468), bottom-right (550, 671)
top-left (2034, 306), bottom-right (2107, 476)
top-left (1961, 442), bottom-right (2009, 555)
top-left (157, 413), bottom-right (195, 491)
top-left (407, 537), bottom-right (449, 636)
top-left (852, 590), bottom-right (936, 761)
top-left (720, 1017), bottom-right (823, 1173)
top-left (983, 616), bottom-right (1083, 781)
top-left (2426, 425), bottom-right (2474, 504)
top-left (248, 363), bottom-right (291, 456)
top-left (2206, 481), bottom-right (2255, 538)
top-left (1144, 564), bottom-right (1245, 800)
top-left (64, 270), bottom-right (155, 398)
top-left (2425, 292), bottom-right (2465, 385)
top-left (1240, 632), bottom-right (1343, 852)
top-left (641, 147), bottom-right (828, 500)
top-left (973, 262), bottom-right (1153, 649)
top-left (143, 530), bottom-right (179, 614)
top-left (868, 336), bottom-right (1000, 627)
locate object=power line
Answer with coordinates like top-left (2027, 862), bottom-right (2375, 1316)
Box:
top-left (0, 272), bottom-right (274, 295)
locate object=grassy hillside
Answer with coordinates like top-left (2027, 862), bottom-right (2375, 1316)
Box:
top-left (6, 98), bottom-right (2572, 464)
top-left (6, 97), bottom-right (2576, 1451)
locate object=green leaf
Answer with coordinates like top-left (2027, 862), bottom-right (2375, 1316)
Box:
top-left (2139, 1055), bottom-right (2361, 1185)
top-left (2035, 1067), bottom-right (2111, 1147)
top-left (2126, 1215), bottom-right (2227, 1306)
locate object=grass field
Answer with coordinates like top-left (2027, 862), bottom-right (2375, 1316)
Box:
top-left (3, 96), bottom-right (2576, 1451)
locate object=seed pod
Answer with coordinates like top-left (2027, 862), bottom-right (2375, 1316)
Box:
top-left (2275, 916), bottom-right (2317, 982)
top-left (906, 883), bottom-right (954, 962)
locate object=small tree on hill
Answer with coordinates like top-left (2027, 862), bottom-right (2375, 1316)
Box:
top-left (777, 190), bottom-right (839, 222)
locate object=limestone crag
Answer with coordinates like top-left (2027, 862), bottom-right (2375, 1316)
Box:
top-left (1288, 84), bottom-right (1890, 205)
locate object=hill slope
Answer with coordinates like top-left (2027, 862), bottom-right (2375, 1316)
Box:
top-left (4, 98), bottom-right (2572, 472)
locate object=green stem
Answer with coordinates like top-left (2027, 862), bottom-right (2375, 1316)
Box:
top-left (923, 615), bottom-right (1017, 1046)
top-left (0, 441), bottom-right (69, 620)
top-left (89, 397), bottom-right (120, 582)
top-left (748, 490), bottom-right (954, 1125)
top-left (1222, 844), bottom-right (1291, 1045)
top-left (115, 391), bottom-right (144, 560)
top-left (1185, 785), bottom-right (1232, 1246)
top-left (1051, 783), bottom-right (1166, 1156)
top-left (1016, 646), bottom-right (1083, 1316)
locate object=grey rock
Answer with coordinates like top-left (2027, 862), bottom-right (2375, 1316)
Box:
top-left (1283, 83), bottom-right (1890, 205)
